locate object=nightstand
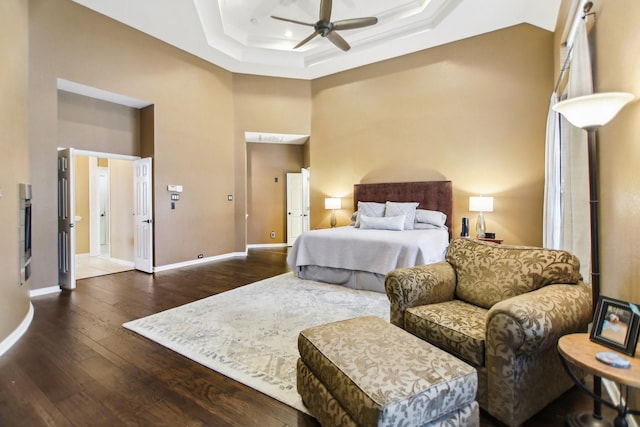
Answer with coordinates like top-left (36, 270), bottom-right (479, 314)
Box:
top-left (460, 236), bottom-right (503, 244)
top-left (476, 237), bottom-right (503, 244)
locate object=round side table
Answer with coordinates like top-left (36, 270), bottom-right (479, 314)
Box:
top-left (558, 333), bottom-right (640, 427)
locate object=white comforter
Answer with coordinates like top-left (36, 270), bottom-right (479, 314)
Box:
top-left (287, 226), bottom-right (449, 276)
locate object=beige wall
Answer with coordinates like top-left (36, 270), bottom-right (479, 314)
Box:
top-left (0, 0), bottom-right (31, 341)
top-left (232, 74), bottom-right (312, 250)
top-left (29, 0), bottom-right (235, 289)
top-left (586, 0), bottom-right (640, 303)
top-left (74, 155), bottom-right (90, 253)
top-left (58, 90), bottom-right (139, 260)
top-left (247, 143), bottom-right (305, 244)
top-left (109, 159), bottom-right (134, 262)
top-left (310, 24), bottom-right (554, 245)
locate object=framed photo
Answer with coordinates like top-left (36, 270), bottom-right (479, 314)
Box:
top-left (590, 296), bottom-right (640, 356)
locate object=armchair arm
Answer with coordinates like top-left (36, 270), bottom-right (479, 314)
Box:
top-left (484, 282), bottom-right (592, 424)
top-left (486, 281), bottom-right (592, 355)
top-left (384, 262), bottom-right (457, 327)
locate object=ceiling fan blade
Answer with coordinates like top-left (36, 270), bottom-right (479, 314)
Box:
top-left (319, 0), bottom-right (332, 22)
top-left (326, 31), bottom-right (350, 51)
top-left (333, 17), bottom-right (378, 31)
top-left (270, 15), bottom-right (313, 27)
top-left (294, 31), bottom-right (320, 49)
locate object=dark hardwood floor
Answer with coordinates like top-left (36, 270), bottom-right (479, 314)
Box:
top-left (0, 248), bottom-right (616, 426)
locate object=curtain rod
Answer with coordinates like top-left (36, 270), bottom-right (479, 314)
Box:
top-left (553, 1), bottom-right (594, 94)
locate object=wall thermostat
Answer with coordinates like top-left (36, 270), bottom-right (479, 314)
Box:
top-left (167, 184), bottom-right (183, 192)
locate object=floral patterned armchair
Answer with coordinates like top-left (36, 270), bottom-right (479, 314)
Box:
top-left (385, 237), bottom-right (592, 427)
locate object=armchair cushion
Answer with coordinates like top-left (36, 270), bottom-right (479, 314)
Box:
top-left (406, 300), bottom-right (487, 366)
top-left (447, 238), bottom-right (583, 309)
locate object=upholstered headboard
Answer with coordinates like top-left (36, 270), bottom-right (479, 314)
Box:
top-left (353, 181), bottom-right (453, 233)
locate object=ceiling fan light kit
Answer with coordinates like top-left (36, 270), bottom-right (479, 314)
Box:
top-left (271, 0), bottom-right (378, 51)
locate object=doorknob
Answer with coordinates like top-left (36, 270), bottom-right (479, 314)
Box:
top-left (142, 219), bottom-right (153, 224)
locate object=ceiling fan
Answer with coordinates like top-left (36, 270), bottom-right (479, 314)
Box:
top-left (271, 0), bottom-right (378, 52)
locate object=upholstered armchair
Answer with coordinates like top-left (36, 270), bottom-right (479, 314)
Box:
top-left (385, 237), bottom-right (592, 427)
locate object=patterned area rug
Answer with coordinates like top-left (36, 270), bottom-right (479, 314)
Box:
top-left (123, 272), bottom-right (390, 413)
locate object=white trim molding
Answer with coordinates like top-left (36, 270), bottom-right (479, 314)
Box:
top-left (0, 303), bottom-right (34, 358)
top-left (153, 252), bottom-right (247, 272)
top-left (30, 286), bottom-right (62, 298)
top-left (247, 243), bottom-right (288, 249)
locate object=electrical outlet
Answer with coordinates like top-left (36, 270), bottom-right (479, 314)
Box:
top-left (270, 231), bottom-right (276, 239)
top-left (197, 253), bottom-right (204, 259)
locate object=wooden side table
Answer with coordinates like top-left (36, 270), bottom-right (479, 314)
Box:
top-left (475, 237), bottom-right (503, 244)
top-left (459, 236), bottom-right (504, 244)
top-left (558, 333), bottom-right (640, 427)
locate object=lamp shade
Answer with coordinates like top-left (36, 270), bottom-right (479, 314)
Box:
top-left (324, 198), bottom-right (341, 210)
top-left (552, 92), bottom-right (634, 129)
top-left (469, 196), bottom-right (493, 212)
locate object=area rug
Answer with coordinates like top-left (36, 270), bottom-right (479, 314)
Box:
top-left (123, 272), bottom-right (390, 413)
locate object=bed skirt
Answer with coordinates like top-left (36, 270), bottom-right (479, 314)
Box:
top-left (295, 265), bottom-right (386, 293)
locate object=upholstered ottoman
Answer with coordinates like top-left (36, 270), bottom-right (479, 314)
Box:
top-left (296, 316), bottom-right (478, 427)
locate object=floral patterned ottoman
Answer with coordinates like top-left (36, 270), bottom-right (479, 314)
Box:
top-left (296, 316), bottom-right (478, 427)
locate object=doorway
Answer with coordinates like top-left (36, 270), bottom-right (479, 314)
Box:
top-left (74, 155), bottom-right (135, 279)
top-left (59, 149), bottom-right (151, 289)
top-left (286, 168), bottom-right (310, 245)
top-left (245, 132), bottom-right (309, 247)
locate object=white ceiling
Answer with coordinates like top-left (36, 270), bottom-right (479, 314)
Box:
top-left (72, 0), bottom-right (561, 80)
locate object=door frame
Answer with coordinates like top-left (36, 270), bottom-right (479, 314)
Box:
top-left (58, 148), bottom-right (142, 289)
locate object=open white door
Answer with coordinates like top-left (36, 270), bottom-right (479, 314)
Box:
top-left (287, 173), bottom-right (303, 246)
top-left (301, 167), bottom-right (310, 233)
top-left (133, 158), bottom-right (153, 273)
top-left (58, 148), bottom-right (76, 290)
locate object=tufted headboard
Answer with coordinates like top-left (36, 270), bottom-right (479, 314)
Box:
top-left (353, 181), bottom-right (453, 234)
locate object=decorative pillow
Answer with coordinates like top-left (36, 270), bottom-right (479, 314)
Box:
top-left (359, 214), bottom-right (405, 231)
top-left (415, 209), bottom-right (447, 228)
top-left (385, 202), bottom-right (419, 230)
top-left (355, 201), bottom-right (385, 227)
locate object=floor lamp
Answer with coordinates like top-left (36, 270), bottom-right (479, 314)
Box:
top-left (553, 92), bottom-right (634, 427)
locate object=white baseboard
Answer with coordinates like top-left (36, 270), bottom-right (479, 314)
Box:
top-left (0, 303), bottom-right (34, 358)
top-left (247, 243), bottom-right (289, 249)
top-left (30, 286), bottom-right (62, 298)
top-left (153, 251), bottom-right (247, 272)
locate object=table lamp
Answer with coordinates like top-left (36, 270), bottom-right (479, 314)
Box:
top-left (324, 197), bottom-right (341, 228)
top-left (469, 196), bottom-right (493, 238)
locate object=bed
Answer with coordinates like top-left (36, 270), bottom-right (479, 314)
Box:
top-left (287, 181), bottom-right (453, 293)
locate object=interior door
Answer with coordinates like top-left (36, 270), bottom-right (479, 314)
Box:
top-left (58, 148), bottom-right (76, 290)
top-left (301, 167), bottom-right (310, 233)
top-left (287, 173), bottom-right (303, 246)
top-left (98, 168), bottom-right (109, 248)
top-left (133, 157), bottom-right (153, 273)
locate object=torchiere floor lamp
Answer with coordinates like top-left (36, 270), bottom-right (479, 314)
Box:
top-left (553, 91), bottom-right (634, 427)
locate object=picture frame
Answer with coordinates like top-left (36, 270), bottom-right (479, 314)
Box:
top-left (590, 296), bottom-right (640, 356)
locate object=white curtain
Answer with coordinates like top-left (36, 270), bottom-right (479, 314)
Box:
top-left (543, 18), bottom-right (593, 281)
top-left (543, 93), bottom-right (561, 249)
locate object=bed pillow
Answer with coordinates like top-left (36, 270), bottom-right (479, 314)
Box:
top-left (385, 201), bottom-right (419, 230)
top-left (355, 201), bottom-right (386, 227)
top-left (415, 209), bottom-right (447, 228)
top-left (359, 214), bottom-right (405, 231)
